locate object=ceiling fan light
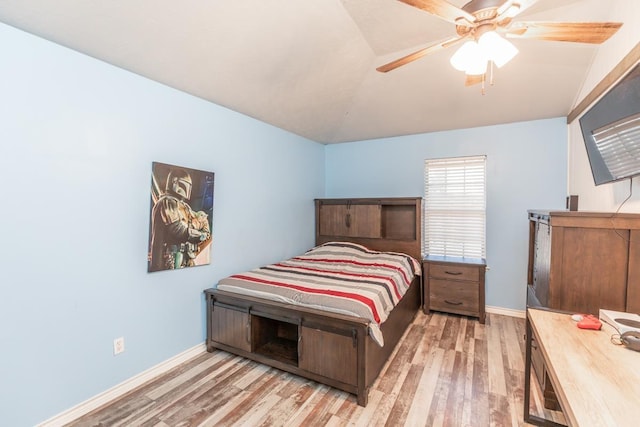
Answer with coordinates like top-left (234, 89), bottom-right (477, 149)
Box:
top-left (478, 31), bottom-right (518, 68)
top-left (450, 40), bottom-right (484, 72)
top-left (465, 58), bottom-right (487, 76)
top-left (492, 39), bottom-right (518, 68)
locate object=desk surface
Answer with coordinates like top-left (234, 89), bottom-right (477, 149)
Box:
top-left (528, 308), bottom-right (640, 427)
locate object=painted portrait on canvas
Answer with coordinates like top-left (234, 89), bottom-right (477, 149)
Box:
top-left (147, 162), bottom-right (215, 272)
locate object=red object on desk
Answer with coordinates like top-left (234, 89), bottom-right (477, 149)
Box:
top-left (577, 314), bottom-right (602, 330)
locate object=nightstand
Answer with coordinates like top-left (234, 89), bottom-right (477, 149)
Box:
top-left (423, 256), bottom-right (486, 323)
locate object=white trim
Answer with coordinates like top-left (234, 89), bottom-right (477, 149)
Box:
top-left (486, 305), bottom-right (525, 319)
top-left (37, 343), bottom-right (207, 427)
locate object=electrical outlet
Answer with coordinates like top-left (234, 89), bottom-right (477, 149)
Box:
top-left (113, 337), bottom-right (125, 355)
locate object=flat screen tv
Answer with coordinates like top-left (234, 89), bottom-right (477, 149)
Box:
top-left (579, 62), bottom-right (640, 186)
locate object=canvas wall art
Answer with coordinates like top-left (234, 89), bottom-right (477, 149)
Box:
top-left (147, 162), bottom-right (215, 272)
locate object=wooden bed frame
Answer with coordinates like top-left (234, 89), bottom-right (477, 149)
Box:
top-left (204, 197), bottom-right (422, 406)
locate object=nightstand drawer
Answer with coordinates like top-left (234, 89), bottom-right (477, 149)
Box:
top-left (429, 278), bottom-right (479, 314)
top-left (429, 264), bottom-right (479, 281)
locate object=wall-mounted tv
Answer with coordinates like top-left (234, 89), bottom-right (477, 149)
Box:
top-left (579, 62), bottom-right (640, 186)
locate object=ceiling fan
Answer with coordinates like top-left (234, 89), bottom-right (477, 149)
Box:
top-left (377, 0), bottom-right (622, 89)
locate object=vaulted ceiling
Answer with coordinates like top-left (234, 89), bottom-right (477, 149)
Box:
top-left (0, 0), bottom-right (624, 143)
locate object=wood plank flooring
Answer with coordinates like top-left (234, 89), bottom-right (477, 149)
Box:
top-left (67, 312), bottom-right (565, 427)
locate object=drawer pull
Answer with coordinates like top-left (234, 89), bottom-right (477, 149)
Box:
top-left (444, 271), bottom-right (463, 275)
top-left (444, 299), bottom-right (463, 306)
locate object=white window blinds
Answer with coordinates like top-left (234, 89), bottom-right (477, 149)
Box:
top-left (423, 155), bottom-right (486, 258)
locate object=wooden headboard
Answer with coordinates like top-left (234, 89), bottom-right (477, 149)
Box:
top-left (315, 197), bottom-right (422, 260)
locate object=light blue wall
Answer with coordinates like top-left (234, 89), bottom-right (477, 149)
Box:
top-left (0, 24), bottom-right (324, 427)
top-left (325, 118), bottom-right (568, 311)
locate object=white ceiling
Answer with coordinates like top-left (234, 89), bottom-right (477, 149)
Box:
top-left (0, 0), bottom-right (624, 143)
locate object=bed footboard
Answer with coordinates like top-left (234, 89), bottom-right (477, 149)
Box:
top-left (204, 277), bottom-right (421, 406)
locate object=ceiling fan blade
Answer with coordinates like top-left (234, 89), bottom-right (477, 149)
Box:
top-left (400, 0), bottom-right (476, 26)
top-left (376, 36), bottom-right (465, 73)
top-left (497, 0), bottom-right (539, 19)
top-left (495, 0), bottom-right (539, 25)
top-left (465, 74), bottom-right (484, 86)
top-left (506, 21), bottom-right (623, 44)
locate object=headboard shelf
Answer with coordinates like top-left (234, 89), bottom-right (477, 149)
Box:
top-left (315, 197), bottom-right (422, 260)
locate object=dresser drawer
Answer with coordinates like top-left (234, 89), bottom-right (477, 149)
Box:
top-left (429, 263), bottom-right (479, 281)
top-left (429, 278), bottom-right (479, 315)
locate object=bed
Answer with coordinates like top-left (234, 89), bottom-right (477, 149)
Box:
top-left (204, 197), bottom-right (422, 406)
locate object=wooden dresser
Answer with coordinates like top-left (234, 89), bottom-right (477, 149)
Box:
top-left (527, 210), bottom-right (640, 314)
top-left (527, 210), bottom-right (640, 410)
top-left (423, 256), bottom-right (486, 323)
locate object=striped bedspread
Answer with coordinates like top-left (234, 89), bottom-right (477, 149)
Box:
top-left (216, 242), bottom-right (421, 346)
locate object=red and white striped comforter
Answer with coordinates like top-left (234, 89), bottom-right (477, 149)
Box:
top-left (216, 241), bottom-right (421, 346)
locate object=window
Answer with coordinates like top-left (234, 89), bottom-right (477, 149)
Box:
top-left (423, 155), bottom-right (486, 259)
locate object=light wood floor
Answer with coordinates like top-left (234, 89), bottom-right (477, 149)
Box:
top-left (68, 312), bottom-right (565, 427)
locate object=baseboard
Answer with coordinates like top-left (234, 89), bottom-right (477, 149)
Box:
top-left (486, 305), bottom-right (525, 318)
top-left (37, 307), bottom-right (522, 425)
top-left (38, 342), bottom-right (207, 427)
